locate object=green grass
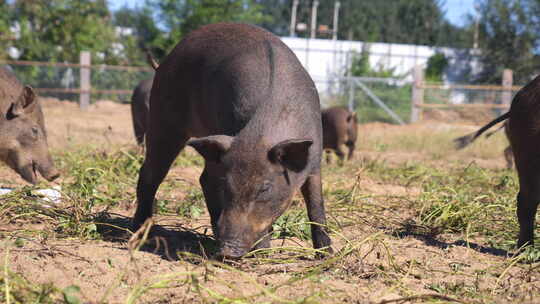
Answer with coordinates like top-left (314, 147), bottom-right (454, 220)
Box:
top-left (0, 135), bottom-right (539, 303)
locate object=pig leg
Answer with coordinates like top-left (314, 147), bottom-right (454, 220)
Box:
top-left (301, 170), bottom-right (333, 256)
top-left (132, 134), bottom-right (187, 230)
top-left (346, 141), bottom-right (355, 160)
top-left (335, 146), bottom-right (345, 166)
top-left (504, 145), bottom-right (513, 169)
top-left (199, 166), bottom-right (223, 236)
top-left (325, 150), bottom-right (332, 164)
top-left (516, 175), bottom-right (540, 248)
top-left (131, 106), bottom-right (147, 146)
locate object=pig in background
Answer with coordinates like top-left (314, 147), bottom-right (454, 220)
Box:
top-left (130, 52), bottom-right (158, 146)
top-left (0, 66), bottom-right (59, 184)
top-left (131, 78), bottom-right (152, 146)
top-left (322, 106), bottom-right (358, 164)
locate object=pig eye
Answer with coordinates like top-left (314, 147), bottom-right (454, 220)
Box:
top-left (31, 126), bottom-right (39, 136)
top-left (257, 181), bottom-right (272, 197)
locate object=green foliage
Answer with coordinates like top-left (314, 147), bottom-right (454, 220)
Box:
top-left (253, 0), bottom-right (290, 36)
top-left (475, 0), bottom-right (539, 83)
top-left (272, 0), bottom-right (469, 47)
top-left (272, 208), bottom-right (311, 241)
top-left (354, 83), bottom-right (411, 124)
top-left (344, 48), bottom-right (411, 124)
top-left (147, 0), bottom-right (271, 58)
top-left (113, 6), bottom-right (166, 63)
top-left (425, 53), bottom-right (448, 82)
top-left (61, 149), bottom-right (143, 209)
top-left (10, 0), bottom-right (119, 64)
top-left (0, 1), bottom-right (10, 59)
top-left (363, 161), bottom-right (526, 251)
top-left (349, 50), bottom-right (370, 77)
top-left (2, 125), bottom-right (540, 302)
top-left (175, 189), bottom-right (205, 218)
top-left (0, 268), bottom-right (61, 303)
top-left (62, 285), bottom-right (82, 304)
top-left (349, 48), bottom-right (400, 78)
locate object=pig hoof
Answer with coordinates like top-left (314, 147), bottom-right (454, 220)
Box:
top-left (130, 220), bottom-right (143, 232)
top-left (216, 244), bottom-right (248, 260)
top-left (517, 239), bottom-right (533, 251)
top-left (314, 246), bottom-right (334, 259)
top-left (252, 238), bottom-right (271, 251)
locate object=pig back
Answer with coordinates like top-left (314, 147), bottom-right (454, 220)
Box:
top-left (149, 23), bottom-right (321, 144)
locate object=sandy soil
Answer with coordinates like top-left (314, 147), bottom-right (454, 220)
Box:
top-left (0, 99), bottom-right (537, 304)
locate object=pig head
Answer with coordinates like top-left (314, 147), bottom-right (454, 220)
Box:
top-left (188, 135), bottom-right (314, 258)
top-left (0, 68), bottom-right (59, 184)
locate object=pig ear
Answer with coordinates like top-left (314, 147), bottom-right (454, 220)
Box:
top-left (269, 139), bottom-right (313, 172)
top-left (347, 112), bottom-right (356, 123)
top-left (187, 135), bottom-right (234, 163)
top-left (8, 86), bottom-right (37, 118)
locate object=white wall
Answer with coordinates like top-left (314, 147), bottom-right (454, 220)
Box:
top-left (280, 37), bottom-right (482, 95)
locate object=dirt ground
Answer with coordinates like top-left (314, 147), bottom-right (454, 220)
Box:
top-left (0, 99), bottom-right (538, 304)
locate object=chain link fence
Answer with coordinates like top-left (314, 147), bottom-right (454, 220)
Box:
top-left (2, 57), bottom-right (523, 126)
top-left (320, 76), bottom-right (412, 124)
top-left (1, 59), bottom-right (153, 104)
top-left (320, 68), bottom-right (523, 125)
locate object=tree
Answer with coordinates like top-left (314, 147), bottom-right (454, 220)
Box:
top-left (0, 0), bottom-right (11, 59)
top-left (475, 0), bottom-right (539, 83)
top-left (113, 6), bottom-right (165, 63)
top-left (254, 0), bottom-right (290, 36)
top-left (254, 0), bottom-right (469, 47)
top-left (10, 0), bottom-right (118, 64)
top-left (147, 0), bottom-right (271, 57)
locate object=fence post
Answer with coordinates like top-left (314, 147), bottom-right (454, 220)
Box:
top-left (411, 65), bottom-right (424, 123)
top-left (346, 50), bottom-right (354, 112)
top-left (79, 51), bottom-right (91, 110)
top-left (501, 69), bottom-right (513, 113)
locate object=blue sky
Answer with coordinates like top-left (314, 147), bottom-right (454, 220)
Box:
top-left (108, 0), bottom-right (478, 27)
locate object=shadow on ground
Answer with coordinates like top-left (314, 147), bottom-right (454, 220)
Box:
top-left (392, 222), bottom-right (510, 257)
top-left (94, 212), bottom-right (219, 262)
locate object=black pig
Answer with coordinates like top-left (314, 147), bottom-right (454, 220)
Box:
top-left (132, 23), bottom-right (332, 259)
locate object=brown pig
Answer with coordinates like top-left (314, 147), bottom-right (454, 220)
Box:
top-left (0, 67), bottom-right (59, 184)
top-left (453, 74), bottom-right (540, 248)
top-left (322, 106), bottom-right (357, 164)
top-left (130, 78), bottom-right (152, 146)
top-left (132, 23), bottom-right (332, 259)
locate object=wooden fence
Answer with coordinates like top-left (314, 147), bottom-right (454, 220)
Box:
top-left (410, 66), bottom-right (520, 122)
top-left (0, 51), bottom-right (153, 110)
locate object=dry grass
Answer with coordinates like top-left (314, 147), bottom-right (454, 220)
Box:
top-left (0, 99), bottom-right (538, 304)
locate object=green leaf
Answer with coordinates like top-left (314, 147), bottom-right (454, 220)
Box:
top-left (62, 285), bottom-right (82, 304)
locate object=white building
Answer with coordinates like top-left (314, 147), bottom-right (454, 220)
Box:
top-left (280, 37), bottom-right (482, 97)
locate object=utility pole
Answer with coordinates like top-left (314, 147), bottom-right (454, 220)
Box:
top-left (310, 0), bottom-right (319, 39)
top-left (290, 0), bottom-right (299, 37)
top-left (332, 1), bottom-right (341, 40)
top-left (473, 1), bottom-right (480, 49)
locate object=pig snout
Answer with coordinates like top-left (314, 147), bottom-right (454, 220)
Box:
top-left (217, 240), bottom-right (249, 260)
top-left (41, 166), bottom-right (60, 181)
top-left (215, 213), bottom-right (258, 259)
top-left (38, 161), bottom-right (60, 182)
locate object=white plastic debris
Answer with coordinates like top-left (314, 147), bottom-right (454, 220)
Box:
top-left (0, 186), bottom-right (62, 205)
top-left (0, 188), bottom-right (12, 195)
top-left (33, 186), bottom-right (62, 204)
